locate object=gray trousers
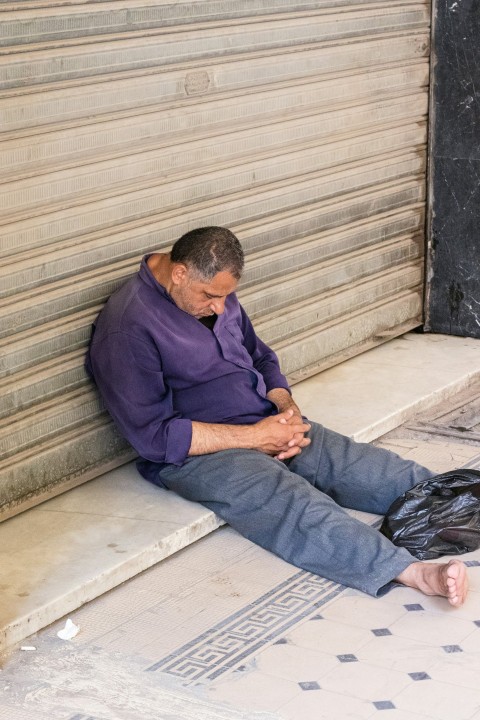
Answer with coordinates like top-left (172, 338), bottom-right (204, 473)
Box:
top-left (158, 422), bottom-right (432, 596)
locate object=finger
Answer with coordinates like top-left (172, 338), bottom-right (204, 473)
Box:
top-left (276, 446), bottom-right (302, 461)
top-left (291, 423), bottom-right (311, 434)
top-left (291, 432), bottom-right (311, 443)
top-left (284, 414), bottom-right (306, 425)
top-left (298, 437), bottom-right (311, 448)
top-left (286, 431), bottom-right (311, 447)
top-left (278, 409), bottom-right (294, 421)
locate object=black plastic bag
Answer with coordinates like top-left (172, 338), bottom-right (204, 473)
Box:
top-left (380, 468), bottom-right (480, 560)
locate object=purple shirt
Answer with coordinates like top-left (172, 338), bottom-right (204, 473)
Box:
top-left (86, 256), bottom-right (290, 479)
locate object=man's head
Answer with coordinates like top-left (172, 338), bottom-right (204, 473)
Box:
top-left (169, 227), bottom-right (244, 318)
top-left (171, 227), bottom-right (244, 281)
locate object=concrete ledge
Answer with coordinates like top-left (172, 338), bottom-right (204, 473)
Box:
top-left (294, 332), bottom-right (480, 441)
top-left (1, 478), bottom-right (224, 651)
top-left (2, 333), bottom-right (480, 651)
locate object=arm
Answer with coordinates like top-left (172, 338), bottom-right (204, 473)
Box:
top-left (88, 331), bottom-right (192, 465)
top-left (189, 409), bottom-right (310, 459)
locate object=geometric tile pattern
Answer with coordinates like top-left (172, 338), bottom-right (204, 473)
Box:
top-left (337, 654), bottom-right (358, 662)
top-left (409, 672), bottom-right (431, 681)
top-left (146, 570), bottom-right (345, 682)
top-left (299, 681), bottom-right (321, 691)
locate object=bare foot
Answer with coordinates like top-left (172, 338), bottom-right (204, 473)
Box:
top-left (396, 559), bottom-right (468, 607)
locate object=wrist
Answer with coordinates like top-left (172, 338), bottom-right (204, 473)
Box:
top-left (267, 387), bottom-right (294, 413)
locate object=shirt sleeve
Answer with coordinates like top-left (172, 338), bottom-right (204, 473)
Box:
top-left (238, 304), bottom-right (291, 394)
top-left (87, 330), bottom-right (192, 465)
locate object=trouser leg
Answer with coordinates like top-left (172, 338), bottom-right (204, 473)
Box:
top-left (158, 443), bottom-right (423, 597)
top-left (289, 422), bottom-right (433, 514)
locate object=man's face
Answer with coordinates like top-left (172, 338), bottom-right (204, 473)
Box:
top-left (171, 268), bottom-right (238, 319)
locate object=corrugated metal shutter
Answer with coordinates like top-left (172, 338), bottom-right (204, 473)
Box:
top-left (0, 1), bottom-right (430, 518)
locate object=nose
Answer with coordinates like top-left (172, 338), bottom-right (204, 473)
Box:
top-left (210, 297), bottom-right (226, 315)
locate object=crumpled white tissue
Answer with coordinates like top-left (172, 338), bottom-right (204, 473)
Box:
top-left (57, 618), bottom-right (80, 640)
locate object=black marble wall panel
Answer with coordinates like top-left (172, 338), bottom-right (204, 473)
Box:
top-left (425, 0), bottom-right (480, 337)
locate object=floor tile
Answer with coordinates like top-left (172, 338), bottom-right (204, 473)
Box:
top-left (254, 642), bottom-right (337, 682)
top-left (426, 650), bottom-right (480, 691)
top-left (408, 671), bottom-right (431, 681)
top-left (379, 584), bottom-right (431, 607)
top-left (43, 555), bottom-right (211, 647)
top-left (206, 669), bottom-right (300, 713)
top-left (298, 680), bottom-right (321, 691)
top-left (286, 616), bottom-right (373, 656)
top-left (388, 609), bottom-right (475, 646)
top-left (319, 660), bottom-right (411, 702)
top-left (357, 634), bottom-right (446, 673)
top-left (465, 564), bottom-right (480, 593)
top-left (394, 678), bottom-right (480, 719)
top-left (390, 588), bottom-right (480, 621)
top-left (456, 628), bottom-right (480, 652)
top-left (373, 700), bottom-right (396, 709)
top-left (320, 594), bottom-right (407, 629)
top-left (278, 687), bottom-right (374, 720)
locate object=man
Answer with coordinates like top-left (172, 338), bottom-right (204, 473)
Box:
top-left (86, 226), bottom-right (468, 605)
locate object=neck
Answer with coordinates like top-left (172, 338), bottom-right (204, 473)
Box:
top-left (147, 253), bottom-right (174, 293)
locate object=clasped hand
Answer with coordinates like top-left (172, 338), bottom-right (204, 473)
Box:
top-left (253, 409), bottom-right (311, 461)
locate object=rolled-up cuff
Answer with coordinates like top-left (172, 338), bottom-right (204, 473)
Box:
top-left (264, 372), bottom-right (290, 394)
top-left (164, 418), bottom-right (193, 466)
top-left (373, 548), bottom-right (417, 597)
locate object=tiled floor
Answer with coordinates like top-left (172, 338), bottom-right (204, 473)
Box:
top-left (2, 522), bottom-right (480, 720)
top-left (2, 381), bottom-right (480, 719)
top-left (204, 558), bottom-right (480, 719)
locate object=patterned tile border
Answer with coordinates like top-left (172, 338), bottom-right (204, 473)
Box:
top-left (146, 570), bottom-right (345, 683)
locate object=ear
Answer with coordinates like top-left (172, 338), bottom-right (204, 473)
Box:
top-left (171, 263), bottom-right (188, 286)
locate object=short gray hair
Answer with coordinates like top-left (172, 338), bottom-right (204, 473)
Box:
top-left (171, 227), bottom-right (244, 280)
